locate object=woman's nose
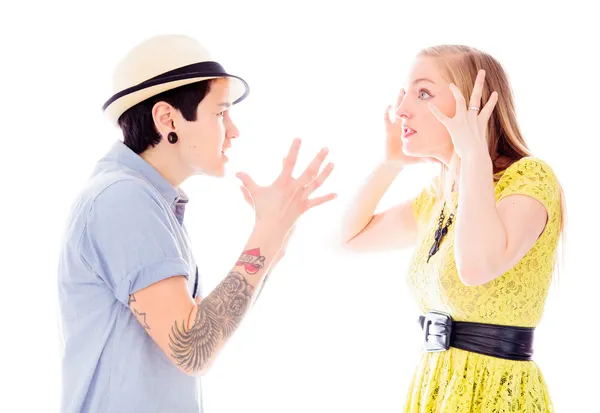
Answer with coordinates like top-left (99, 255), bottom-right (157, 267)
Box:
top-left (396, 111), bottom-right (409, 120)
top-left (395, 98), bottom-right (411, 119)
top-left (396, 106), bottom-right (410, 120)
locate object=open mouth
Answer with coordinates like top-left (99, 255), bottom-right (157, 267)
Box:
top-left (221, 146), bottom-right (231, 161)
top-left (403, 126), bottom-right (417, 138)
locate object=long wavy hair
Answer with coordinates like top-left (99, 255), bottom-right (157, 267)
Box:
top-left (418, 45), bottom-right (567, 274)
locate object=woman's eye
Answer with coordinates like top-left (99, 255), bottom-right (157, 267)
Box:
top-left (217, 111), bottom-right (225, 117)
top-left (419, 89), bottom-right (432, 99)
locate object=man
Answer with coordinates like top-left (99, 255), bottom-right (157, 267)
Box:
top-left (57, 34), bottom-right (336, 413)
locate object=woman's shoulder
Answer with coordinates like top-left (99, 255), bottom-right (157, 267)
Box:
top-left (496, 156), bottom-right (559, 187)
top-left (413, 176), bottom-right (440, 219)
top-left (495, 155), bottom-right (562, 213)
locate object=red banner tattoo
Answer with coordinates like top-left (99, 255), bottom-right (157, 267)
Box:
top-left (236, 248), bottom-right (266, 274)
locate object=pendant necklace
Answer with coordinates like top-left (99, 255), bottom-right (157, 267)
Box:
top-left (427, 202), bottom-right (454, 263)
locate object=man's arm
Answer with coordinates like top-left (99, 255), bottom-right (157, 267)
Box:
top-left (250, 225), bottom-right (294, 304)
top-left (129, 223), bottom-right (286, 376)
top-left (120, 139), bottom-right (334, 377)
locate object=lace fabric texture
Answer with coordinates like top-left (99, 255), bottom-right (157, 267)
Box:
top-left (404, 157), bottom-right (561, 412)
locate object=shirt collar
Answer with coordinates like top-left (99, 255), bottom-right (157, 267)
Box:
top-left (101, 140), bottom-right (184, 205)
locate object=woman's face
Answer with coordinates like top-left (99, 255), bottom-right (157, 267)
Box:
top-left (396, 56), bottom-right (457, 163)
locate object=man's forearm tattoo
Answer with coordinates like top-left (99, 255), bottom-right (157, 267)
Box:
top-left (236, 248), bottom-right (265, 274)
top-left (169, 271), bottom-right (254, 373)
top-left (134, 309), bottom-right (151, 331)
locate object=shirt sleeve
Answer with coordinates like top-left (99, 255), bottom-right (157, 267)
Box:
top-left (496, 157), bottom-right (561, 219)
top-left (79, 178), bottom-right (190, 306)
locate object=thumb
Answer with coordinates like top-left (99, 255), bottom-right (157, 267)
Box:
top-left (235, 172), bottom-right (258, 192)
top-left (239, 185), bottom-right (254, 206)
top-left (383, 104), bottom-right (393, 126)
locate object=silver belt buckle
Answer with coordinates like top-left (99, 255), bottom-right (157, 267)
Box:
top-left (422, 311), bottom-right (453, 352)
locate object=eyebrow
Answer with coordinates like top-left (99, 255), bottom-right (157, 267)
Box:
top-left (412, 78), bottom-right (435, 86)
top-left (218, 102), bottom-right (232, 109)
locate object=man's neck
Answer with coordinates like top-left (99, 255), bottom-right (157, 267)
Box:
top-left (140, 146), bottom-right (187, 188)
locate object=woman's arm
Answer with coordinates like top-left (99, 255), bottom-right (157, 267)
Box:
top-left (454, 155), bottom-right (548, 286)
top-left (341, 162), bottom-right (419, 251)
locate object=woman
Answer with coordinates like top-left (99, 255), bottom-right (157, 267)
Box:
top-left (341, 45), bottom-right (565, 412)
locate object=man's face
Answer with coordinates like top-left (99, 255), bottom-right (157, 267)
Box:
top-left (175, 78), bottom-right (240, 177)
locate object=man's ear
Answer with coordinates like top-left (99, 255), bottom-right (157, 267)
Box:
top-left (152, 101), bottom-right (176, 134)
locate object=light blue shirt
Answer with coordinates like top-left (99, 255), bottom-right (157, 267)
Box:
top-left (57, 140), bottom-right (203, 413)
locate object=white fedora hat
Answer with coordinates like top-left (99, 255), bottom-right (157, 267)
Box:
top-left (102, 34), bottom-right (250, 124)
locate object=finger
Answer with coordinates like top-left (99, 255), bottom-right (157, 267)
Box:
top-left (383, 104), bottom-right (393, 126)
top-left (428, 102), bottom-right (449, 125)
top-left (305, 193), bottom-right (337, 210)
top-left (468, 70), bottom-right (486, 116)
top-left (304, 162), bottom-right (334, 196)
top-left (394, 88), bottom-right (406, 112)
top-left (280, 138), bottom-right (302, 178)
top-left (296, 147), bottom-right (329, 187)
top-left (448, 83), bottom-right (467, 117)
top-left (235, 172), bottom-right (259, 192)
top-left (239, 185), bottom-right (254, 206)
top-left (478, 91), bottom-right (498, 135)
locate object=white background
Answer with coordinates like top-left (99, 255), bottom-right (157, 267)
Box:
top-left (1, 1), bottom-right (598, 412)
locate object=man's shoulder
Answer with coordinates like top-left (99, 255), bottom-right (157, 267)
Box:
top-left (93, 173), bottom-right (157, 203)
top-left (69, 168), bottom-right (161, 222)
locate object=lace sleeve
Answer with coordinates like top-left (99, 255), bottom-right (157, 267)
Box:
top-left (495, 157), bottom-right (561, 223)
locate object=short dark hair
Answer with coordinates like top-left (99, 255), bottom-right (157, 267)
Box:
top-left (118, 80), bottom-right (213, 154)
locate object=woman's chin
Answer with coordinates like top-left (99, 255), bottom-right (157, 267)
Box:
top-left (402, 147), bottom-right (426, 158)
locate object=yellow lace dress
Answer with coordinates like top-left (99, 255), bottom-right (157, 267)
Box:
top-left (404, 157), bottom-right (562, 412)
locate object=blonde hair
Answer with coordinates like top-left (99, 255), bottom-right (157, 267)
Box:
top-left (418, 45), bottom-right (567, 275)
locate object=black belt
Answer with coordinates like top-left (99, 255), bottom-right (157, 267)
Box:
top-left (419, 311), bottom-right (535, 361)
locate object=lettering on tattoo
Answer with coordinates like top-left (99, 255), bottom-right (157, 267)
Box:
top-left (169, 271), bottom-right (254, 373)
top-left (236, 248), bottom-right (265, 274)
